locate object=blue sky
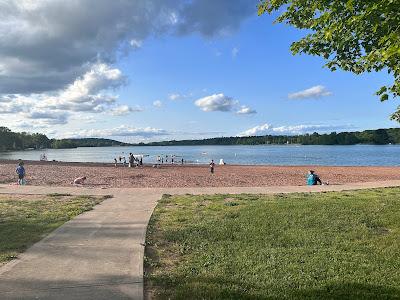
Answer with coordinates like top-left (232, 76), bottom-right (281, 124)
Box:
top-left (0, 1), bottom-right (397, 142)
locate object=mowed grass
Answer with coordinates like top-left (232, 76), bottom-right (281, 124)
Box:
top-left (0, 193), bottom-right (108, 264)
top-left (145, 188), bottom-right (400, 299)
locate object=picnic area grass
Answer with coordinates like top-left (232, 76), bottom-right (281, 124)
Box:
top-left (145, 188), bottom-right (400, 299)
top-left (0, 193), bottom-right (109, 264)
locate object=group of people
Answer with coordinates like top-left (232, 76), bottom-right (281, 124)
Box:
top-left (156, 155), bottom-right (184, 165)
top-left (114, 153), bottom-right (143, 168)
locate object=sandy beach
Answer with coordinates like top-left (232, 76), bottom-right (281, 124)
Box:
top-left (1, 160), bottom-right (400, 188)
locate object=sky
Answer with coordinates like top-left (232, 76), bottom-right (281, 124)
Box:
top-left (0, 0), bottom-right (398, 143)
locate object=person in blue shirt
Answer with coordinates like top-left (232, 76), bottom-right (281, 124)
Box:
top-left (16, 161), bottom-right (26, 185)
top-left (307, 170), bottom-right (322, 186)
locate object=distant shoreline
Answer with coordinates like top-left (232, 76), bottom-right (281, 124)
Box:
top-left (1, 159), bottom-right (400, 169)
top-left (2, 127), bottom-right (400, 152)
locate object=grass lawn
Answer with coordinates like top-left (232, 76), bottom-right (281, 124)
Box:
top-left (145, 188), bottom-right (400, 299)
top-left (0, 193), bottom-right (109, 264)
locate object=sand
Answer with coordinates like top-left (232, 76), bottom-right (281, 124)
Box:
top-left (1, 160), bottom-right (400, 188)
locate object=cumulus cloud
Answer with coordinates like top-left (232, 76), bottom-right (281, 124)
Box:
top-left (236, 105), bottom-right (256, 115)
top-left (38, 63), bottom-right (125, 112)
top-left (0, 101), bottom-right (26, 114)
top-left (169, 93), bottom-right (183, 101)
top-left (153, 100), bottom-right (163, 108)
top-left (110, 105), bottom-right (143, 116)
top-left (238, 123), bottom-right (353, 136)
top-left (194, 93), bottom-right (238, 112)
top-left (194, 93), bottom-right (256, 115)
top-left (0, 0), bottom-right (256, 94)
top-left (288, 85), bottom-right (333, 100)
top-left (64, 125), bottom-right (169, 139)
top-left (0, 63), bottom-right (138, 126)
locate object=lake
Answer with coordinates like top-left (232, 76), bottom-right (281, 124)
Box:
top-left (1, 145), bottom-right (400, 166)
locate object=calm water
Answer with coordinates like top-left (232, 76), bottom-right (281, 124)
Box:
top-left (1, 145), bottom-right (400, 166)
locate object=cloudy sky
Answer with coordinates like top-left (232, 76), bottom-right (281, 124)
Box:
top-left (0, 0), bottom-right (397, 142)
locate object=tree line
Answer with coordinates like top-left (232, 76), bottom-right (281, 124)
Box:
top-left (0, 127), bottom-right (128, 151)
top-left (138, 128), bottom-right (399, 146)
top-left (1, 127), bottom-right (400, 151)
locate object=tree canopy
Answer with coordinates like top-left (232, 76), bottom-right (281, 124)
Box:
top-left (258, 0), bottom-right (400, 120)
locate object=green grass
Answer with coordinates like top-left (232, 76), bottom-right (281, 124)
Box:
top-left (0, 194), bottom-right (108, 264)
top-left (145, 188), bottom-right (400, 299)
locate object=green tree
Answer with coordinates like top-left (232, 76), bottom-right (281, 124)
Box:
top-left (258, 0), bottom-right (400, 120)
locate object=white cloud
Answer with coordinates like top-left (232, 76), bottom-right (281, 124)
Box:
top-left (64, 125), bottom-right (169, 138)
top-left (239, 123), bottom-right (273, 136)
top-left (0, 63), bottom-right (136, 125)
top-left (194, 93), bottom-right (238, 112)
top-left (288, 85), bottom-right (333, 99)
top-left (153, 100), bottom-right (163, 108)
top-left (239, 123), bottom-right (354, 136)
top-left (0, 0), bottom-right (257, 129)
top-left (236, 105), bottom-right (256, 115)
top-left (110, 105), bottom-right (143, 116)
top-left (39, 63), bottom-right (125, 112)
top-left (169, 93), bottom-right (182, 101)
top-left (129, 39), bottom-right (143, 49)
top-left (232, 47), bottom-right (239, 58)
top-left (0, 0), bottom-right (256, 94)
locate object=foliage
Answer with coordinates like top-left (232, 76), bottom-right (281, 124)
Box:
top-left (258, 0), bottom-right (400, 120)
top-left (145, 189), bottom-right (400, 299)
top-left (0, 126), bottom-right (50, 151)
top-left (0, 127), bottom-right (129, 151)
top-left (138, 128), bottom-right (400, 146)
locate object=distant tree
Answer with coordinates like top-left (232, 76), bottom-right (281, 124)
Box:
top-left (258, 1), bottom-right (400, 120)
top-left (371, 129), bottom-right (390, 145)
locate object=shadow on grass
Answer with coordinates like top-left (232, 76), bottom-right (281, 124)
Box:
top-left (148, 274), bottom-right (400, 299)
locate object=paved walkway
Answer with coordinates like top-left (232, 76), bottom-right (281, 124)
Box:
top-left (1, 180), bottom-right (400, 299)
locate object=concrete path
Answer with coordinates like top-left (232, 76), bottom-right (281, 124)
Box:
top-left (1, 180), bottom-right (400, 299)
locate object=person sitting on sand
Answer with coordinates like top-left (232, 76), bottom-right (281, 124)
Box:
top-left (307, 170), bottom-right (322, 185)
top-left (16, 161), bottom-right (26, 185)
top-left (72, 176), bottom-right (87, 185)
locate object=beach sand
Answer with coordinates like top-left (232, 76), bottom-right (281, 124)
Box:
top-left (1, 160), bottom-right (400, 188)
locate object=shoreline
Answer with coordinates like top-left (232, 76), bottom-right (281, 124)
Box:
top-left (1, 159), bottom-right (399, 168)
top-left (2, 160), bottom-right (400, 188)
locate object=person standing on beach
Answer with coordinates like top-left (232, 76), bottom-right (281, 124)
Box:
top-left (114, 158), bottom-right (118, 167)
top-left (16, 161), bottom-right (26, 185)
top-left (209, 160), bottom-right (215, 174)
top-left (129, 153), bottom-right (134, 168)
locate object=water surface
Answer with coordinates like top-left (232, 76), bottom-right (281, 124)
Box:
top-left (1, 145), bottom-right (400, 166)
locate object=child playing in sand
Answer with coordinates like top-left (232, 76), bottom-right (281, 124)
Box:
top-left (72, 176), bottom-right (87, 185)
top-left (16, 161), bottom-right (26, 185)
